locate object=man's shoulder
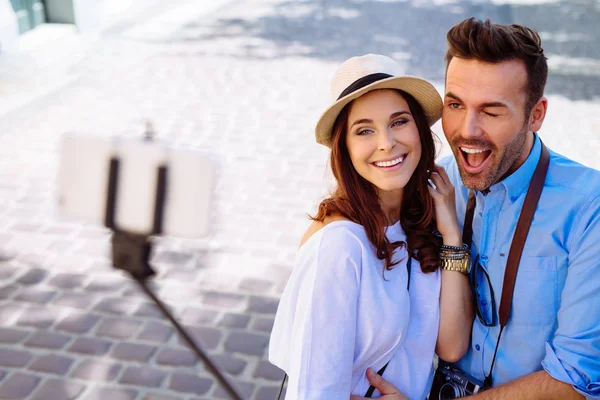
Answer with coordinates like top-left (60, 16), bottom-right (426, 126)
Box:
top-left (547, 148), bottom-right (600, 200)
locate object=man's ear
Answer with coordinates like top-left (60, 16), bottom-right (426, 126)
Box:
top-left (528, 96), bottom-right (548, 132)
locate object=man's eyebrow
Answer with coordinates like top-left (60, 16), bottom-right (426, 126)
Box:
top-left (444, 92), bottom-right (462, 101)
top-left (445, 92), bottom-right (508, 108)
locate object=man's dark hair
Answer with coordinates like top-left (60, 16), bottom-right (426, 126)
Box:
top-left (445, 18), bottom-right (548, 116)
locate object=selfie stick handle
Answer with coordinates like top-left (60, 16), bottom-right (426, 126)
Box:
top-left (134, 275), bottom-right (245, 400)
top-left (106, 156), bottom-right (245, 400)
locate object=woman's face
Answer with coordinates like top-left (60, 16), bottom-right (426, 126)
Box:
top-left (345, 89), bottom-right (422, 195)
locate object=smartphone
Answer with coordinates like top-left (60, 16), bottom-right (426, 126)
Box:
top-left (58, 133), bottom-right (215, 238)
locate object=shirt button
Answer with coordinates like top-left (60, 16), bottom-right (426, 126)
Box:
top-left (480, 255), bottom-right (488, 262)
top-left (511, 195), bottom-right (518, 202)
top-left (475, 344), bottom-right (481, 351)
top-left (481, 300), bottom-right (487, 307)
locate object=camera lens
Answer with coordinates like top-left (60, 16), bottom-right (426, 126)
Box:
top-left (439, 382), bottom-right (463, 399)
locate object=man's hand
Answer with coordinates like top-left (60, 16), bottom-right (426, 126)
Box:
top-left (350, 368), bottom-right (408, 400)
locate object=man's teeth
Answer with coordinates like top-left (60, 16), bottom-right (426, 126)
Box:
top-left (461, 147), bottom-right (486, 154)
top-left (375, 156), bottom-right (404, 167)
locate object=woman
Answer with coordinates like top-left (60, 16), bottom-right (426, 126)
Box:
top-left (269, 54), bottom-right (473, 399)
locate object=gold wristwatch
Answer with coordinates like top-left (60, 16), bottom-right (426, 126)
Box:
top-left (440, 256), bottom-right (472, 275)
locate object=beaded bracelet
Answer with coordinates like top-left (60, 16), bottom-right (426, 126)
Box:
top-left (440, 244), bottom-right (470, 252)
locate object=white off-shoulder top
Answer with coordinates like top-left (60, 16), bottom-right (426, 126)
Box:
top-left (269, 220), bottom-right (441, 400)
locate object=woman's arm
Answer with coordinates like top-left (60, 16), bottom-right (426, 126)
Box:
top-left (428, 165), bottom-right (474, 361)
top-left (271, 224), bottom-right (361, 399)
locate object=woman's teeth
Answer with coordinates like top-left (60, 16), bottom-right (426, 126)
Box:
top-left (374, 155), bottom-right (404, 167)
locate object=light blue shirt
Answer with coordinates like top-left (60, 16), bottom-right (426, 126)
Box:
top-left (440, 134), bottom-right (600, 399)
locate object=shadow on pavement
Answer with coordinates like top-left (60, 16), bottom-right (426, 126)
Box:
top-left (173, 0), bottom-right (600, 101)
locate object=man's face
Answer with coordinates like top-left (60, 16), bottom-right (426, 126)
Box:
top-left (442, 57), bottom-right (533, 191)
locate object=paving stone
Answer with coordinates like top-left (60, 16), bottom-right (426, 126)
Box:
top-left (0, 372), bottom-right (41, 399)
top-left (16, 306), bottom-right (59, 328)
top-left (162, 269), bottom-right (199, 282)
top-left (0, 284), bottom-right (19, 299)
top-left (94, 297), bottom-right (138, 315)
top-left (17, 268), bottom-right (48, 285)
top-left (96, 317), bottom-right (143, 339)
top-left (137, 321), bottom-right (174, 343)
top-left (247, 295), bottom-right (279, 315)
top-left (119, 366), bottom-right (167, 388)
top-left (53, 292), bottom-right (95, 309)
top-left (0, 304), bottom-right (23, 324)
top-left (71, 359), bottom-right (122, 381)
top-left (0, 348), bottom-right (33, 367)
top-left (29, 354), bottom-right (75, 375)
top-left (111, 342), bottom-right (156, 363)
top-left (255, 385), bottom-right (285, 400)
top-left (48, 273), bottom-right (86, 289)
top-left (85, 387), bottom-right (138, 400)
top-left (201, 291), bottom-right (246, 309)
top-left (211, 354), bottom-right (247, 376)
top-left (30, 378), bottom-right (87, 400)
top-left (177, 326), bottom-right (222, 350)
top-left (85, 277), bottom-right (126, 293)
top-left (134, 302), bottom-right (165, 319)
top-left (0, 327), bottom-right (29, 344)
top-left (142, 394), bottom-right (183, 400)
top-left (155, 348), bottom-right (197, 367)
top-left (14, 288), bottom-right (57, 304)
top-left (68, 337), bottom-right (112, 356)
top-left (254, 360), bottom-right (285, 381)
top-left (218, 313), bottom-right (251, 329)
top-left (213, 380), bottom-right (254, 399)
top-left (252, 316), bottom-right (275, 333)
top-left (24, 331), bottom-right (71, 349)
top-left (56, 312), bottom-right (100, 333)
top-left (153, 251), bottom-right (193, 264)
top-left (169, 373), bottom-right (212, 396)
top-left (224, 332), bottom-right (269, 356)
top-left (0, 264), bottom-right (18, 280)
top-left (238, 278), bottom-right (274, 293)
top-left (180, 307), bottom-right (219, 325)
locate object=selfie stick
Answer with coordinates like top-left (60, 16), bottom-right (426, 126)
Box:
top-left (104, 149), bottom-right (245, 400)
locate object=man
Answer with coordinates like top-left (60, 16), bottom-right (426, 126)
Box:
top-left (353, 17), bottom-right (600, 399)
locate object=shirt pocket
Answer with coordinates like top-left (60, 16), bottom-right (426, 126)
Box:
top-left (510, 256), bottom-right (559, 326)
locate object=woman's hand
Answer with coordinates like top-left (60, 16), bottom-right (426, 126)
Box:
top-left (350, 368), bottom-right (409, 400)
top-left (428, 165), bottom-right (461, 246)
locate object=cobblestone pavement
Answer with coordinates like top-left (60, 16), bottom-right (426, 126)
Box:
top-left (0, 0), bottom-right (599, 399)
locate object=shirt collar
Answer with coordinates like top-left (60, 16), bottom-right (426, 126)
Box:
top-left (487, 133), bottom-right (542, 204)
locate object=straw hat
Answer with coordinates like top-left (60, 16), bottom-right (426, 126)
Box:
top-left (315, 54), bottom-right (443, 148)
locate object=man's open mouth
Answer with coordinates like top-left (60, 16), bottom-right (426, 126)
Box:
top-left (460, 147), bottom-right (492, 173)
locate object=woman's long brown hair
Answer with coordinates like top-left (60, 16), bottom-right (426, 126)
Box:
top-left (312, 90), bottom-right (441, 273)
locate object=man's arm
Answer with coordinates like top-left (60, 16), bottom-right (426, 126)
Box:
top-left (352, 370), bottom-right (583, 400)
top-left (469, 370), bottom-right (583, 400)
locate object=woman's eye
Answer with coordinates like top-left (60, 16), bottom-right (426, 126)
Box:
top-left (484, 111), bottom-right (499, 117)
top-left (356, 128), bottom-right (372, 136)
top-left (448, 103), bottom-right (461, 109)
top-left (391, 119), bottom-right (407, 128)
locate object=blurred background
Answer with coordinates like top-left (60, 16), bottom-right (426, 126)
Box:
top-left (0, 0), bottom-right (598, 399)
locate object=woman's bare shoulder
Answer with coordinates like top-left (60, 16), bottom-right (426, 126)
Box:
top-left (298, 214), bottom-right (353, 248)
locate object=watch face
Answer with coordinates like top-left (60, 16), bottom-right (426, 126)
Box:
top-left (466, 257), bottom-right (472, 274)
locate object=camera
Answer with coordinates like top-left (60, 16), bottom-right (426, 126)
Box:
top-left (429, 362), bottom-right (485, 399)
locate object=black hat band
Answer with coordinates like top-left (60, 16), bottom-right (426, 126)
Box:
top-left (337, 73), bottom-right (394, 100)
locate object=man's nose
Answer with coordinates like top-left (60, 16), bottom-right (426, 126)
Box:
top-left (460, 111), bottom-right (484, 139)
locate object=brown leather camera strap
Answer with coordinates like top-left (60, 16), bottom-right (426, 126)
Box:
top-left (463, 140), bottom-right (550, 387)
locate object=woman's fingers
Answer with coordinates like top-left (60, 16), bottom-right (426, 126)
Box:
top-left (433, 164), bottom-right (452, 187)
